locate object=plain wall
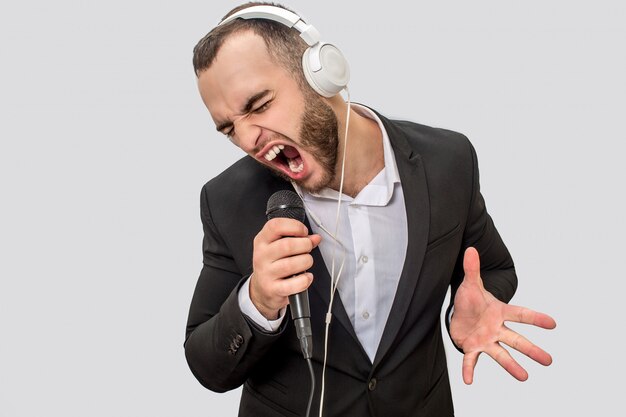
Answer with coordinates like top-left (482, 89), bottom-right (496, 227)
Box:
top-left (1, 0), bottom-right (624, 415)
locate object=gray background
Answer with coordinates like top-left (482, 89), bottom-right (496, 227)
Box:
top-left (1, 0), bottom-right (623, 415)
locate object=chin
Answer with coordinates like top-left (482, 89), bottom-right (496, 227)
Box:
top-left (294, 171), bottom-right (335, 194)
top-left (264, 162), bottom-right (333, 194)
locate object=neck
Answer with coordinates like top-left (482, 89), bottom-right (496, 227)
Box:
top-left (325, 97), bottom-right (384, 198)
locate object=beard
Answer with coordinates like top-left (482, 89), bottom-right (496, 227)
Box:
top-left (271, 92), bottom-right (339, 193)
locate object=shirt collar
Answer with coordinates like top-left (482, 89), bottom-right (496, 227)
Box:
top-left (293, 104), bottom-right (400, 207)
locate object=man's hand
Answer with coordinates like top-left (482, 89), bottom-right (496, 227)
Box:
top-left (450, 247), bottom-right (557, 384)
top-left (250, 218), bottom-right (322, 320)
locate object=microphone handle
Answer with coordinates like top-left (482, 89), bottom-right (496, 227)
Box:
top-left (288, 288), bottom-right (310, 320)
top-left (289, 290), bottom-right (313, 359)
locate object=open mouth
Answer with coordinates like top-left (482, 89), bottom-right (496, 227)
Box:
top-left (258, 143), bottom-right (305, 178)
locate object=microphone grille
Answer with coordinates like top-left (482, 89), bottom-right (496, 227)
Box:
top-left (266, 190), bottom-right (305, 222)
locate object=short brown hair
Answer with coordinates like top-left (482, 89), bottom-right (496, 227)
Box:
top-left (192, 2), bottom-right (309, 89)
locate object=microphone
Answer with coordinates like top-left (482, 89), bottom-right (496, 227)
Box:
top-left (266, 190), bottom-right (313, 359)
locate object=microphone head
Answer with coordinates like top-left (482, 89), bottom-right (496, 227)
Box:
top-left (266, 190), bottom-right (305, 222)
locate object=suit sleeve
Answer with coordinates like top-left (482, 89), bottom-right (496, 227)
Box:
top-left (184, 185), bottom-right (287, 392)
top-left (445, 140), bottom-right (518, 350)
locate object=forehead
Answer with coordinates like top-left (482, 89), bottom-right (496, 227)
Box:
top-left (197, 31), bottom-right (289, 122)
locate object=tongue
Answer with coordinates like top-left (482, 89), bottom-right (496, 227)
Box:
top-left (282, 145), bottom-right (300, 159)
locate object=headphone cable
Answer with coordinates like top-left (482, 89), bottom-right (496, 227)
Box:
top-left (317, 87), bottom-right (351, 417)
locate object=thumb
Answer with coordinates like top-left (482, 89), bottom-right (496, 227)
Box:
top-left (463, 247), bottom-right (481, 284)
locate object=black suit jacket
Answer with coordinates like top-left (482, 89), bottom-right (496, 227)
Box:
top-left (185, 112), bottom-right (517, 417)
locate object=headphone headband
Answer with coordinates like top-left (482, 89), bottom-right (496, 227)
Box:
top-left (215, 5), bottom-right (349, 97)
top-left (218, 5), bottom-right (321, 46)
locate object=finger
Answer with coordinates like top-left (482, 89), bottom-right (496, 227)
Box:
top-left (504, 305), bottom-right (557, 329)
top-left (270, 253), bottom-right (315, 278)
top-left (485, 344), bottom-right (528, 381)
top-left (261, 218), bottom-right (309, 242)
top-left (500, 327), bottom-right (553, 366)
top-left (309, 234), bottom-right (322, 248)
top-left (462, 351), bottom-right (480, 385)
top-left (462, 247), bottom-right (481, 284)
top-left (271, 236), bottom-right (316, 259)
top-left (275, 272), bottom-right (314, 297)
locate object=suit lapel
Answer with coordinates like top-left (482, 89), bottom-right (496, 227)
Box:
top-left (372, 116), bottom-right (430, 368)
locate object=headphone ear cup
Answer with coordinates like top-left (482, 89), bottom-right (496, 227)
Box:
top-left (302, 43), bottom-right (350, 97)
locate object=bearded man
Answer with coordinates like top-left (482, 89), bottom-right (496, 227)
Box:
top-left (184, 3), bottom-right (556, 416)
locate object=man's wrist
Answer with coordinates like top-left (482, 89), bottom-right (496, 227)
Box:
top-left (249, 280), bottom-right (280, 320)
top-left (238, 275), bottom-right (286, 332)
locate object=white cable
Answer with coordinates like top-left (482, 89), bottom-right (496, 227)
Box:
top-left (318, 87), bottom-right (351, 417)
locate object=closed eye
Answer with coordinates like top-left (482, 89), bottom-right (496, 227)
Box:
top-left (216, 94), bottom-right (273, 139)
top-left (252, 99), bottom-right (272, 114)
top-left (222, 101), bottom-right (271, 138)
top-left (217, 124), bottom-right (234, 138)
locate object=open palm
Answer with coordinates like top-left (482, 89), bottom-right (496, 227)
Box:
top-left (450, 247), bottom-right (557, 384)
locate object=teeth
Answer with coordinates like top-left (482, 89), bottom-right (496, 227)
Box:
top-left (288, 159), bottom-right (304, 173)
top-left (264, 145), bottom-right (283, 161)
top-left (263, 145), bottom-right (303, 174)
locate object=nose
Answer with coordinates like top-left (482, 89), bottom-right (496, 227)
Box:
top-left (231, 116), bottom-right (261, 153)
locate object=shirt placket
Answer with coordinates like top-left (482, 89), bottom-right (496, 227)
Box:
top-left (348, 203), bottom-right (377, 358)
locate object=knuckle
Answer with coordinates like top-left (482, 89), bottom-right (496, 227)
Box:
top-left (283, 238), bottom-right (297, 253)
top-left (252, 246), bottom-right (267, 263)
top-left (268, 218), bottom-right (285, 232)
top-left (265, 219), bottom-right (278, 233)
top-left (495, 349), bottom-right (510, 364)
top-left (274, 262), bottom-right (291, 278)
top-left (304, 254), bottom-right (314, 269)
top-left (276, 282), bottom-right (293, 297)
top-left (511, 334), bottom-right (521, 349)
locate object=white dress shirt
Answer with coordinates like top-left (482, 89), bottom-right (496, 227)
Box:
top-left (239, 104), bottom-right (408, 361)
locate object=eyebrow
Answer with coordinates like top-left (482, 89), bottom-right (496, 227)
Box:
top-left (215, 89), bottom-right (272, 133)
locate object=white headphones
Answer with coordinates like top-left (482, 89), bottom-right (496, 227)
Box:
top-left (218, 5), bottom-right (350, 98)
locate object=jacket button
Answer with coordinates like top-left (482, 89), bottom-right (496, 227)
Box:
top-left (368, 378), bottom-right (377, 391)
top-left (235, 334), bottom-right (244, 346)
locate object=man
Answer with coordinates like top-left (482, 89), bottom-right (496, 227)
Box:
top-left (185, 3), bottom-right (556, 416)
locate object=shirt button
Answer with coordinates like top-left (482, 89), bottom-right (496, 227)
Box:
top-left (362, 311), bottom-right (370, 320)
top-left (361, 255), bottom-right (369, 263)
top-left (368, 378), bottom-right (377, 391)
